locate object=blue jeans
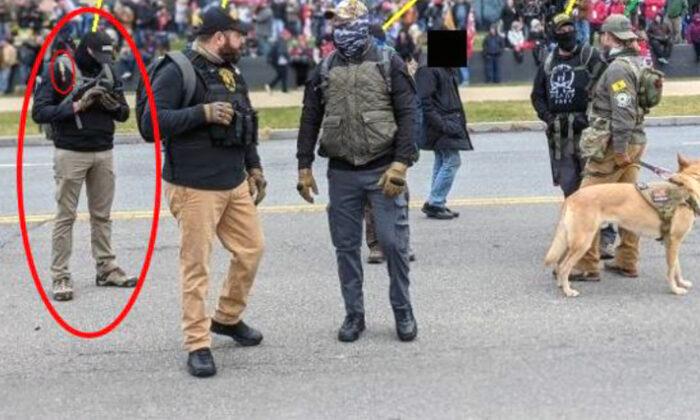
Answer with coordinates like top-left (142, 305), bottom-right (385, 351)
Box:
top-left (0, 67), bottom-right (11, 94)
top-left (428, 149), bottom-right (462, 207)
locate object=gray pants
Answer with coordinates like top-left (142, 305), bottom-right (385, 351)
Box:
top-left (51, 149), bottom-right (117, 281)
top-left (327, 167), bottom-right (411, 315)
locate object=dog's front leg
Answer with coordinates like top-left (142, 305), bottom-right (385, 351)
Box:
top-left (666, 242), bottom-right (689, 295)
top-left (675, 259), bottom-right (693, 290)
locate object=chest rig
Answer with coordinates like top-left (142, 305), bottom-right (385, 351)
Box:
top-left (188, 50), bottom-right (258, 148)
top-left (636, 181), bottom-right (700, 241)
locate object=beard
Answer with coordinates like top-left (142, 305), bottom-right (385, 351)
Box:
top-left (219, 40), bottom-right (241, 64)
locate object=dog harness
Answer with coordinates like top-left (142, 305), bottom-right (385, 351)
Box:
top-left (636, 181), bottom-right (700, 241)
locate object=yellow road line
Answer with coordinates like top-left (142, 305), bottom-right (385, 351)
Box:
top-left (92, 0), bottom-right (104, 32)
top-left (0, 196), bottom-right (562, 225)
top-left (382, 0), bottom-right (418, 31)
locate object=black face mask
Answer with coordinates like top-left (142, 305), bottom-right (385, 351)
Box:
top-left (219, 40), bottom-right (241, 64)
top-left (554, 30), bottom-right (577, 52)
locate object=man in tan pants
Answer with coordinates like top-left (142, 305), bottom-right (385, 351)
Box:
top-left (143, 8), bottom-right (266, 377)
top-left (32, 32), bottom-right (136, 301)
top-left (571, 15), bottom-right (648, 281)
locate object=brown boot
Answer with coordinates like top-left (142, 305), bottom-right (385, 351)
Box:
top-left (568, 269), bottom-right (601, 282)
top-left (96, 267), bottom-right (137, 287)
top-left (604, 262), bottom-right (639, 278)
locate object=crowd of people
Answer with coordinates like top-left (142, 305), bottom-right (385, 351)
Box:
top-left (0, 0), bottom-right (699, 94)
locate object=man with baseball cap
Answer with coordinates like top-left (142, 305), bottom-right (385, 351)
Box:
top-left (571, 14), bottom-right (649, 282)
top-left (142, 6), bottom-right (265, 378)
top-left (32, 31), bottom-right (133, 302)
top-left (296, 0), bottom-right (418, 343)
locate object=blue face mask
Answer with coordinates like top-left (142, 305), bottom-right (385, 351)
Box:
top-left (332, 17), bottom-right (371, 60)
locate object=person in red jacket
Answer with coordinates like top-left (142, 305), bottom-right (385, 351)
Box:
top-left (687, 12), bottom-right (700, 62)
top-left (589, 0), bottom-right (609, 43)
top-left (644, 0), bottom-right (667, 28)
top-left (609, 0), bottom-right (626, 16)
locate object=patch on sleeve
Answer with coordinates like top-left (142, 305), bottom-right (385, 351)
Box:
top-left (611, 79), bottom-right (627, 92)
top-left (615, 92), bottom-right (632, 108)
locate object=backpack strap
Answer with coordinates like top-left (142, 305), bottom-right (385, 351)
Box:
top-left (166, 51), bottom-right (197, 107)
top-left (377, 45), bottom-right (393, 94)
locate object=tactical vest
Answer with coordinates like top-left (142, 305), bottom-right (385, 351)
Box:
top-left (636, 181), bottom-right (700, 240)
top-left (185, 50), bottom-right (258, 148)
top-left (544, 45), bottom-right (595, 114)
top-left (318, 47), bottom-right (397, 167)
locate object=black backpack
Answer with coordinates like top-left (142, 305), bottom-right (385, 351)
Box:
top-left (136, 51), bottom-right (197, 143)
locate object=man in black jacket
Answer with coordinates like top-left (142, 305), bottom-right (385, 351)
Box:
top-left (296, 0), bottom-right (417, 343)
top-left (142, 7), bottom-right (265, 378)
top-left (32, 32), bottom-right (134, 303)
top-left (416, 66), bottom-right (472, 220)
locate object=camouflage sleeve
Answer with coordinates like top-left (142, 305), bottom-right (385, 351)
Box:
top-left (606, 62), bottom-right (638, 154)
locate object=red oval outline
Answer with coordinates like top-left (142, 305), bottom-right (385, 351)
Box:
top-left (49, 49), bottom-right (77, 96)
top-left (16, 7), bottom-right (162, 339)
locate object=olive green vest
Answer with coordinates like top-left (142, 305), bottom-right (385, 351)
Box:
top-left (318, 50), bottom-right (397, 166)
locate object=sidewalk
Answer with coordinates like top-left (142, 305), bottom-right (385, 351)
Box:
top-left (4, 80), bottom-right (700, 112)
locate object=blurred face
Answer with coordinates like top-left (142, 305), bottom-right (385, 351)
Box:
top-left (215, 30), bottom-right (246, 63)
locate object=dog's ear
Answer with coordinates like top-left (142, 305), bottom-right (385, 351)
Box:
top-left (678, 154), bottom-right (691, 171)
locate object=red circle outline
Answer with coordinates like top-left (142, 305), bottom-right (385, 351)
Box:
top-left (16, 7), bottom-right (162, 339)
top-left (48, 49), bottom-right (77, 96)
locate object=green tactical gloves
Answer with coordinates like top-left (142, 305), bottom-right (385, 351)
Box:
top-left (378, 162), bottom-right (408, 198)
top-left (74, 85), bottom-right (107, 113)
top-left (203, 102), bottom-right (234, 125)
top-left (297, 168), bottom-right (319, 203)
top-left (99, 92), bottom-right (122, 112)
top-left (247, 168), bottom-right (267, 206)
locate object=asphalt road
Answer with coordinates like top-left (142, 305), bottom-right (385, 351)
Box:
top-left (2, 127), bottom-right (700, 419)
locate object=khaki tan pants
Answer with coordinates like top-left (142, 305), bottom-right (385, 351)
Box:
top-left (575, 144), bottom-right (646, 273)
top-left (165, 180), bottom-right (264, 352)
top-left (51, 149), bottom-right (117, 281)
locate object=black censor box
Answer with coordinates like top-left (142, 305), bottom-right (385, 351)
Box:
top-left (427, 30), bottom-right (468, 68)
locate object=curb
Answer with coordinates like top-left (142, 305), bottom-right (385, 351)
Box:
top-left (3, 116), bottom-right (700, 148)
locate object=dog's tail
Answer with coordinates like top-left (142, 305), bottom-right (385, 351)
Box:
top-left (544, 204), bottom-right (568, 267)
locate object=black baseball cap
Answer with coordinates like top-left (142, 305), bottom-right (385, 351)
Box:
top-left (81, 31), bottom-right (115, 64)
top-left (194, 7), bottom-right (251, 36)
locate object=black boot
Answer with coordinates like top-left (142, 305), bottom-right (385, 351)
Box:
top-left (421, 203), bottom-right (455, 220)
top-left (394, 308), bottom-right (417, 342)
top-left (338, 314), bottom-right (366, 342)
top-left (187, 348), bottom-right (217, 378)
top-left (211, 319), bottom-right (263, 346)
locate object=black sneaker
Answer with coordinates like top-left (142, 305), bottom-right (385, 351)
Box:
top-left (187, 348), bottom-right (216, 378)
top-left (210, 319), bottom-right (263, 347)
top-left (446, 207), bottom-right (460, 218)
top-left (394, 308), bottom-right (417, 342)
top-left (338, 314), bottom-right (366, 342)
top-left (421, 203), bottom-right (455, 220)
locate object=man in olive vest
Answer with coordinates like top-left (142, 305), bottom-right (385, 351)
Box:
top-left (296, 0), bottom-right (418, 343)
top-left (572, 14), bottom-right (648, 281)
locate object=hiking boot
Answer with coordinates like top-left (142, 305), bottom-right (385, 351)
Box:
top-left (96, 267), bottom-right (137, 287)
top-left (52, 277), bottom-right (73, 301)
top-left (187, 348), bottom-right (217, 378)
top-left (569, 270), bottom-right (601, 282)
top-left (210, 319), bottom-right (263, 347)
top-left (338, 313), bottom-right (365, 343)
top-left (394, 308), bottom-right (417, 342)
top-left (421, 203), bottom-right (455, 220)
top-left (600, 241), bottom-right (616, 260)
top-left (367, 247), bottom-right (385, 264)
top-left (604, 262), bottom-right (639, 278)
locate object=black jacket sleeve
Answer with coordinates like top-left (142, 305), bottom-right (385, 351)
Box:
top-left (31, 67), bottom-right (76, 124)
top-left (388, 55), bottom-right (418, 166)
top-left (244, 141), bottom-right (262, 170)
top-left (141, 62), bottom-right (207, 139)
top-left (530, 64), bottom-right (552, 124)
top-left (296, 66), bottom-right (324, 170)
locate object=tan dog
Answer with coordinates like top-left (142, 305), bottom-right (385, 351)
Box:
top-left (545, 155), bottom-right (700, 297)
